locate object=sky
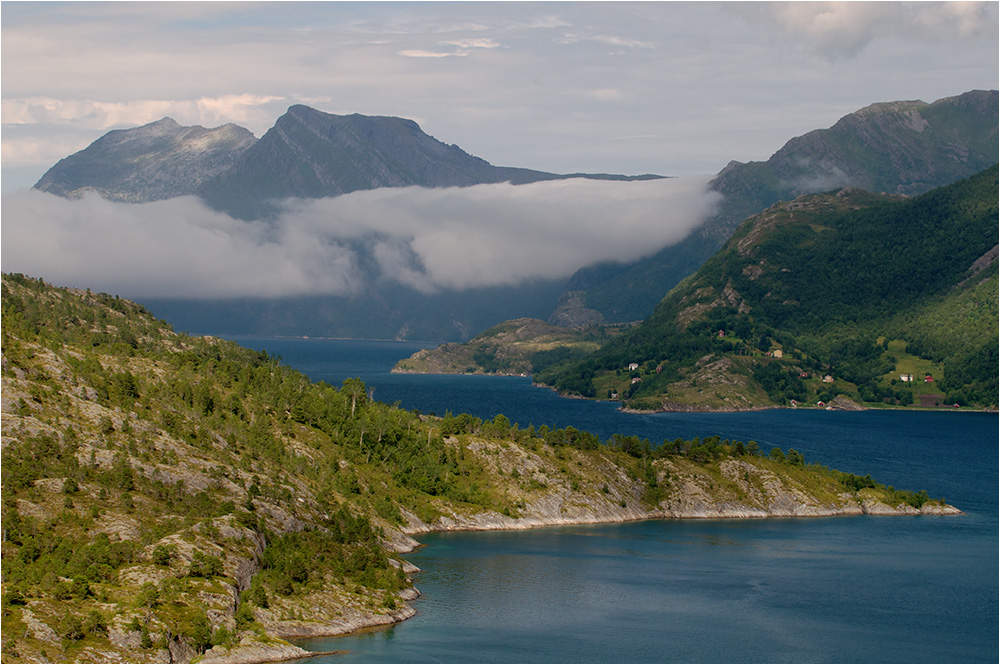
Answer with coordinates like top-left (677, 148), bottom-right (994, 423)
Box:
top-left (1, 1), bottom-right (998, 300)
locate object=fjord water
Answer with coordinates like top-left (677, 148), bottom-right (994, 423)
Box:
top-left (227, 337), bottom-right (998, 663)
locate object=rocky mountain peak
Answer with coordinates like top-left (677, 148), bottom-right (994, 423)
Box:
top-left (34, 118), bottom-right (257, 202)
top-left (145, 116), bottom-right (182, 129)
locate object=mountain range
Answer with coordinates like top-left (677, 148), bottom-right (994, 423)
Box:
top-left (35, 104), bottom-right (661, 219)
top-left (31, 90), bottom-right (999, 341)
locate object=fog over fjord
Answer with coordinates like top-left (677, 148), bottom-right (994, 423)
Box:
top-left (1, 176), bottom-right (720, 299)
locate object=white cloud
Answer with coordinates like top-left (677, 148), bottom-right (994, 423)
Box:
top-left (731, 1), bottom-right (999, 59)
top-left (444, 38), bottom-right (501, 49)
top-left (556, 33), bottom-right (654, 49)
top-left (0, 177), bottom-right (720, 299)
top-left (398, 49), bottom-right (464, 59)
top-left (2, 95), bottom-right (283, 133)
top-left (0, 135), bottom-right (93, 166)
top-left (0, 191), bottom-right (361, 299)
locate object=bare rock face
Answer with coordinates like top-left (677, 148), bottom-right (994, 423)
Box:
top-left (35, 118), bottom-right (257, 202)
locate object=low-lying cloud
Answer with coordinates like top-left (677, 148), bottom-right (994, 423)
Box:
top-left (1, 177), bottom-right (720, 300)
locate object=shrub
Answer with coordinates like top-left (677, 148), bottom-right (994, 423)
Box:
top-left (152, 544), bottom-right (173, 566)
top-left (83, 610), bottom-right (107, 635)
top-left (136, 582), bottom-right (160, 608)
top-left (58, 616), bottom-right (86, 641)
top-left (188, 550), bottom-right (224, 578)
top-left (234, 603), bottom-right (254, 630)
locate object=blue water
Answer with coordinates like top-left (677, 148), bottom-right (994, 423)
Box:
top-left (225, 337), bottom-right (998, 663)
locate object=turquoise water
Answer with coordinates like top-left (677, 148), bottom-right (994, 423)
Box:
top-left (226, 337), bottom-right (998, 663)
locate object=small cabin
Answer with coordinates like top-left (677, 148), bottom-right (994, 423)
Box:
top-left (628, 363), bottom-right (639, 371)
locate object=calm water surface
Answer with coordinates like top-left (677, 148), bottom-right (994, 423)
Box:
top-left (225, 337), bottom-right (998, 663)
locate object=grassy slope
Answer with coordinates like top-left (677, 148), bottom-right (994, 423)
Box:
top-left (1, 275), bottom-right (955, 663)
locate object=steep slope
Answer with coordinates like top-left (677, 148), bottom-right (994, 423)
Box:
top-left (33, 118), bottom-right (257, 202)
top-left (1, 274), bottom-right (952, 663)
top-left (534, 166), bottom-right (998, 410)
top-left (564, 90), bottom-right (999, 324)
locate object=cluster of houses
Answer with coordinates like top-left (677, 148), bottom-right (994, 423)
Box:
top-left (626, 362), bottom-right (664, 383)
top-left (900, 373), bottom-right (935, 383)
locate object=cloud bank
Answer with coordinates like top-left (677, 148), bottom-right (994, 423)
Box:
top-left (1, 177), bottom-right (720, 300)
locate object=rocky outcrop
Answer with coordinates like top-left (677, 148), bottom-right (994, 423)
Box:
top-left (388, 438), bottom-right (959, 542)
top-left (200, 641), bottom-right (326, 664)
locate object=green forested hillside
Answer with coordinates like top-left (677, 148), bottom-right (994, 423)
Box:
top-left (0, 274), bottom-right (960, 663)
top-left (537, 166), bottom-right (998, 410)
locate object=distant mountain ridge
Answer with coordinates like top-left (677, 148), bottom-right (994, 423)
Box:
top-left (34, 104), bottom-right (662, 219)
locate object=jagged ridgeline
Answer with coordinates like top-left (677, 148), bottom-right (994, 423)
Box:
top-left (1, 274), bottom-right (957, 663)
top-left (536, 166), bottom-right (999, 411)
